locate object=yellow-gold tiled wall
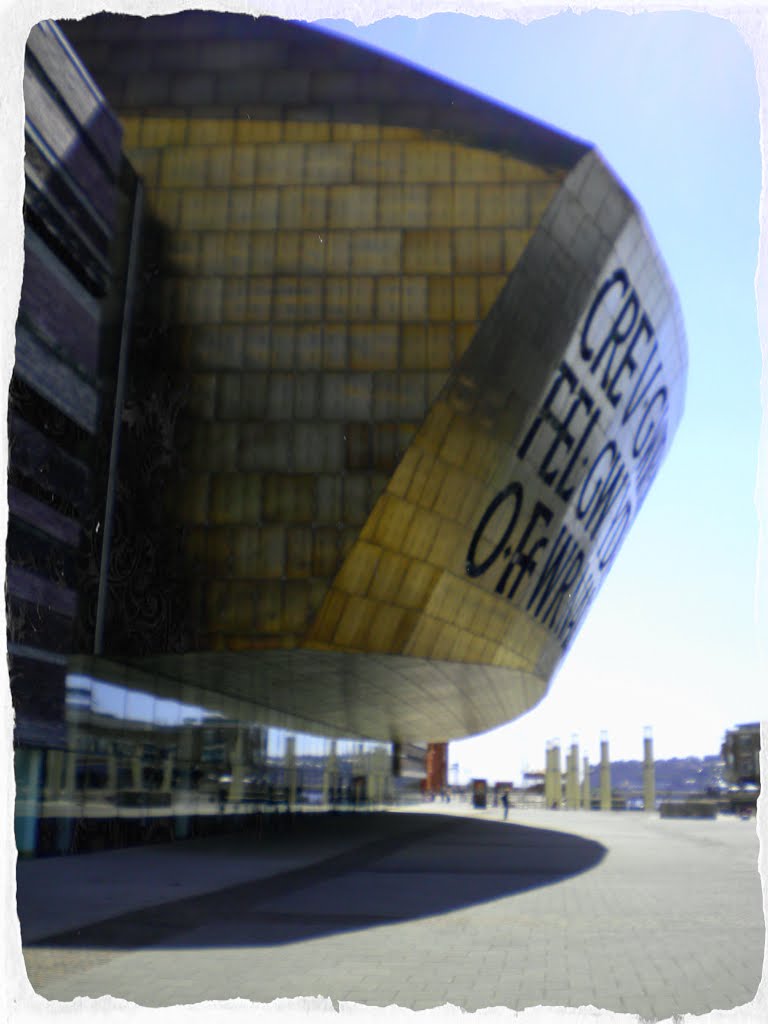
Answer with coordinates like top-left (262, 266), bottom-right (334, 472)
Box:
top-left (65, 17), bottom-right (570, 653)
top-left (308, 397), bottom-right (553, 672)
top-left (117, 111), bottom-right (566, 651)
top-left (306, 149), bottom-right (686, 677)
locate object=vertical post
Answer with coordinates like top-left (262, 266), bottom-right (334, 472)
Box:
top-left (14, 749), bottom-right (43, 856)
top-left (64, 748), bottom-right (78, 803)
top-left (568, 738), bottom-right (580, 808)
top-left (175, 719), bottom-right (194, 839)
top-left (600, 732), bottom-right (611, 811)
top-left (377, 746), bottom-right (388, 805)
top-left (161, 751), bottom-right (174, 794)
top-left (643, 727), bottom-right (655, 812)
top-left (582, 755), bottom-right (591, 809)
top-left (44, 749), bottom-right (62, 804)
top-left (370, 748), bottom-right (380, 807)
top-left (552, 741), bottom-right (562, 808)
top-left (107, 748), bottom-right (118, 797)
top-left (564, 746), bottom-right (572, 807)
top-left (364, 747), bottom-right (373, 809)
top-left (326, 739), bottom-right (338, 806)
top-left (94, 179), bottom-right (144, 655)
top-left (322, 746), bottom-right (330, 806)
top-left (131, 744), bottom-right (143, 790)
top-left (228, 728), bottom-right (244, 804)
top-left (286, 736), bottom-right (297, 809)
top-left (61, 747), bottom-right (78, 853)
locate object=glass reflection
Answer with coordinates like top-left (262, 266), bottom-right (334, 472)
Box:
top-left (14, 669), bottom-right (408, 857)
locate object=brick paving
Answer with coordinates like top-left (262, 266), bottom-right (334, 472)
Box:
top-left (14, 804), bottom-right (767, 1019)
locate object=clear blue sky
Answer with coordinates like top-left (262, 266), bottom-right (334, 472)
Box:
top-left (316, 11), bottom-right (765, 781)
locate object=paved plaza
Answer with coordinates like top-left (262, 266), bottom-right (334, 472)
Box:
top-left (13, 804), bottom-right (767, 1019)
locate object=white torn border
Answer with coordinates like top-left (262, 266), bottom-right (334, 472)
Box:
top-left (0, 1), bottom-right (765, 1024)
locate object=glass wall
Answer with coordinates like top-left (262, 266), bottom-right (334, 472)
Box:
top-left (14, 670), bottom-right (403, 858)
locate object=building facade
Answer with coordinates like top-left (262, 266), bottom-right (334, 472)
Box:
top-left (722, 723), bottom-right (761, 787)
top-left (11, 13), bottom-right (687, 854)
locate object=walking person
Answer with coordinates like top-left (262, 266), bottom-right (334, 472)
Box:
top-left (501, 789), bottom-right (510, 820)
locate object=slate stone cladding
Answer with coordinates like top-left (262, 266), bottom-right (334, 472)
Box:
top-left (10, 22), bottom-right (134, 746)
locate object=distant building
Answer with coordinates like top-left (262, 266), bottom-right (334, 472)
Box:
top-left (722, 723), bottom-right (761, 787)
top-left (523, 770), bottom-right (546, 794)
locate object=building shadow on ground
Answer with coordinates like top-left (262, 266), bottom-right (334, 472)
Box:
top-left (21, 812), bottom-right (606, 953)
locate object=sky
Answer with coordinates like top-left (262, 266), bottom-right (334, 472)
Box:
top-left (316, 10), bottom-right (765, 784)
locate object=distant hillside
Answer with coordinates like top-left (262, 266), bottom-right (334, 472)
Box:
top-left (588, 755), bottom-right (725, 792)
